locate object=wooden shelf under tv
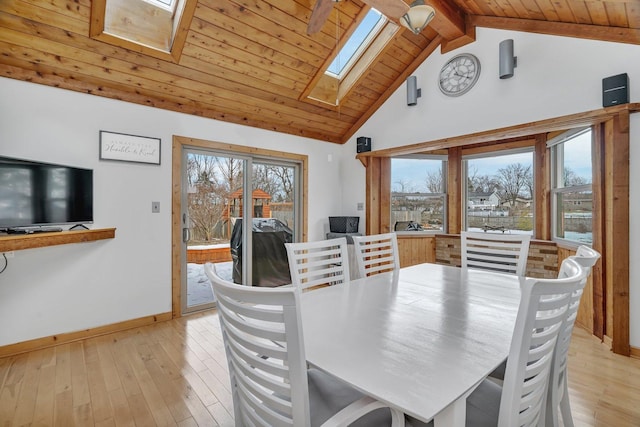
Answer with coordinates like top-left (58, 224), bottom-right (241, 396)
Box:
top-left (0, 228), bottom-right (116, 252)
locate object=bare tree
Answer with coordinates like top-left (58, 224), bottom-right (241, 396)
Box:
top-left (270, 166), bottom-right (294, 202)
top-left (216, 156), bottom-right (243, 194)
top-left (496, 163), bottom-right (531, 208)
top-left (564, 167), bottom-right (588, 186)
top-left (473, 175), bottom-right (501, 193)
top-left (253, 164), bottom-right (294, 202)
top-left (187, 154), bottom-right (230, 242)
top-left (252, 164), bottom-right (278, 198)
top-left (467, 165), bottom-right (480, 192)
top-left (393, 179), bottom-right (414, 193)
top-left (467, 165), bottom-right (500, 193)
top-left (425, 168), bottom-right (443, 193)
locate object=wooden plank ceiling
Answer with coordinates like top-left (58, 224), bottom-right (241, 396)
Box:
top-left (0, 0), bottom-right (638, 144)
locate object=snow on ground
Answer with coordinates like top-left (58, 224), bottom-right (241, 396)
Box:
top-left (187, 261), bottom-right (232, 307)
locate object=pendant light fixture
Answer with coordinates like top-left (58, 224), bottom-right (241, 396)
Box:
top-left (400, 0), bottom-right (436, 35)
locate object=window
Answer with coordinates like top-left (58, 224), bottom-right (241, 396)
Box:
top-left (91, 0), bottom-right (195, 61)
top-left (391, 156), bottom-right (447, 232)
top-left (464, 149), bottom-right (534, 234)
top-left (305, 8), bottom-right (397, 106)
top-left (549, 128), bottom-right (593, 245)
top-left (326, 9), bottom-right (385, 78)
top-left (149, 0), bottom-right (174, 7)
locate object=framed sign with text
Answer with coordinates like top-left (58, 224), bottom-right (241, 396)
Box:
top-left (99, 131), bottom-right (161, 165)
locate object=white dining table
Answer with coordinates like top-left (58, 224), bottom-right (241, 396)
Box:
top-left (300, 262), bottom-right (525, 426)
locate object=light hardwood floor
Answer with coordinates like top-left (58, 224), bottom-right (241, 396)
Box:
top-left (1, 310), bottom-right (639, 426)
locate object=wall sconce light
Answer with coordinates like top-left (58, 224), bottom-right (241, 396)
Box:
top-left (499, 39), bottom-right (517, 79)
top-left (400, 0), bottom-right (436, 35)
top-left (407, 75), bottom-right (421, 106)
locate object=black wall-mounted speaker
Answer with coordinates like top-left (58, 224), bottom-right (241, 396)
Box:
top-left (357, 137), bottom-right (371, 153)
top-left (602, 73), bottom-right (629, 107)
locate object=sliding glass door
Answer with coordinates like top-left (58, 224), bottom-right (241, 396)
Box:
top-left (181, 147), bottom-right (301, 314)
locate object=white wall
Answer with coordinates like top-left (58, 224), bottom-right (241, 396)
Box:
top-left (2, 27), bottom-right (639, 348)
top-left (341, 28), bottom-right (640, 346)
top-left (0, 77), bottom-right (345, 346)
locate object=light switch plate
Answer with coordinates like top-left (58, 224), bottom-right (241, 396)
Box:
top-left (152, 201), bottom-right (160, 213)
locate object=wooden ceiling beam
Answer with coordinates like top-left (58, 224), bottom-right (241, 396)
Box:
top-left (424, 0), bottom-right (466, 40)
top-left (469, 15), bottom-right (640, 45)
top-left (440, 15), bottom-right (476, 53)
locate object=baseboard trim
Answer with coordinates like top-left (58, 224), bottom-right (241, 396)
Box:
top-left (0, 312), bottom-right (173, 358)
top-left (630, 346), bottom-right (640, 359)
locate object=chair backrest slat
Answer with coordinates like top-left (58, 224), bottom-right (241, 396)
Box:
top-left (545, 245), bottom-right (601, 426)
top-left (285, 237), bottom-right (350, 290)
top-left (352, 233), bottom-right (400, 279)
top-left (204, 263), bottom-right (310, 427)
top-left (498, 257), bottom-right (587, 427)
top-left (461, 231), bottom-right (531, 276)
top-left (553, 246), bottom-right (601, 370)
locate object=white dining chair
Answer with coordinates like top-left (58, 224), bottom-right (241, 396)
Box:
top-left (546, 245), bottom-right (601, 427)
top-left (285, 237), bottom-right (350, 290)
top-left (351, 233), bottom-right (400, 279)
top-left (203, 263), bottom-right (405, 427)
top-left (461, 231), bottom-right (531, 276)
top-left (407, 258), bottom-right (586, 427)
top-left (467, 257), bottom-right (587, 427)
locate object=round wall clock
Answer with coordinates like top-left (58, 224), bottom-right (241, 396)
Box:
top-left (438, 53), bottom-right (481, 97)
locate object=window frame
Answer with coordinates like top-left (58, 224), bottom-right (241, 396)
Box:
top-left (462, 147), bottom-right (535, 235)
top-left (172, 135), bottom-right (308, 317)
top-left (90, 0), bottom-right (196, 62)
top-left (145, 0), bottom-right (176, 11)
top-left (390, 155), bottom-right (448, 234)
top-left (548, 127), bottom-right (593, 247)
top-left (325, 8), bottom-right (387, 79)
top-left (359, 105), bottom-right (632, 354)
top-left (302, 9), bottom-right (400, 108)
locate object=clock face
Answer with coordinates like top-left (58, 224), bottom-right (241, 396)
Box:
top-left (438, 54), bottom-right (481, 97)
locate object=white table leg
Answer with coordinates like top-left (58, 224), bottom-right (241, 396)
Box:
top-left (433, 398), bottom-right (466, 427)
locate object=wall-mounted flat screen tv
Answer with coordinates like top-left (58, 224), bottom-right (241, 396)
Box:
top-left (0, 156), bottom-right (93, 230)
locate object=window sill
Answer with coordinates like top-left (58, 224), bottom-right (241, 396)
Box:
top-left (395, 231), bottom-right (442, 236)
top-left (553, 238), bottom-right (590, 251)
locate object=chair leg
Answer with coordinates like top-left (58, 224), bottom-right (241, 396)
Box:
top-left (390, 407), bottom-right (405, 427)
top-left (545, 374), bottom-right (561, 427)
top-left (559, 377), bottom-right (574, 427)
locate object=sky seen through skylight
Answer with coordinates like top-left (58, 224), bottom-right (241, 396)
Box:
top-left (327, 9), bottom-right (383, 76)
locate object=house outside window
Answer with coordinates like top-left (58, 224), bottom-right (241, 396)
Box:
top-left (549, 127), bottom-right (593, 245)
top-left (391, 156), bottom-right (447, 232)
top-left (464, 149), bottom-right (534, 234)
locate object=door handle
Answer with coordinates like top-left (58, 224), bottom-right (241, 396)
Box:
top-left (182, 228), bottom-right (190, 243)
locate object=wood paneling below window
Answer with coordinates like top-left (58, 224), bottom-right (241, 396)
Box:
top-left (396, 234), bottom-right (436, 267)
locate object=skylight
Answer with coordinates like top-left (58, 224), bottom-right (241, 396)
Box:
top-left (304, 7), bottom-right (399, 106)
top-left (146, 0), bottom-right (175, 11)
top-left (91, 0), bottom-right (194, 62)
top-left (326, 9), bottom-right (385, 78)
